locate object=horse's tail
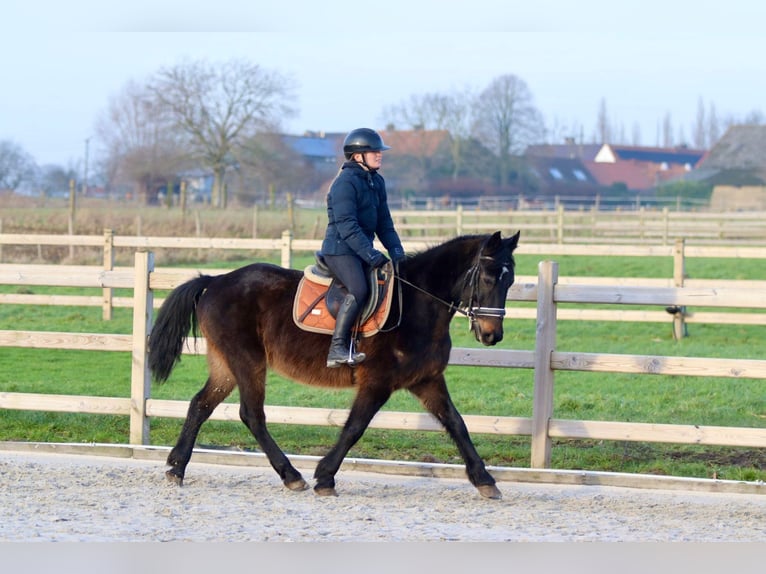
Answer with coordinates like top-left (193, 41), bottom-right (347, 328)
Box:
top-left (148, 274), bottom-right (215, 383)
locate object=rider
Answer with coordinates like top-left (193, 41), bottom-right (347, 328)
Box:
top-left (320, 128), bottom-right (405, 368)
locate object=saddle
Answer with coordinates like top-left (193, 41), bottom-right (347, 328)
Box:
top-left (292, 253), bottom-right (395, 337)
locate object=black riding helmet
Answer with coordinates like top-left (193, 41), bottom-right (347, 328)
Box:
top-left (343, 128), bottom-right (391, 160)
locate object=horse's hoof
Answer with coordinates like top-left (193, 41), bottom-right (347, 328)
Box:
top-left (284, 478), bottom-right (309, 491)
top-left (165, 469), bottom-right (184, 486)
top-left (314, 486), bottom-right (338, 497)
top-left (477, 484), bottom-right (502, 499)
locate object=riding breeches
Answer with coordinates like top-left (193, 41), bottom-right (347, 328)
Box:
top-left (321, 254), bottom-right (369, 309)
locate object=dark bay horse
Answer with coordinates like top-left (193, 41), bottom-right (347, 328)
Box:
top-left (148, 230), bottom-right (520, 498)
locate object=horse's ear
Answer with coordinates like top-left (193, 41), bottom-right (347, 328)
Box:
top-left (506, 230), bottom-right (520, 252)
top-left (485, 231), bottom-right (503, 252)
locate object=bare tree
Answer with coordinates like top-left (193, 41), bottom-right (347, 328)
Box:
top-left (435, 88), bottom-right (475, 180)
top-left (596, 97), bottom-right (611, 144)
top-left (693, 97), bottom-right (707, 148)
top-left (96, 80), bottom-right (185, 204)
top-left (0, 140), bottom-right (36, 191)
top-left (708, 102), bottom-right (721, 146)
top-left (382, 88), bottom-right (474, 182)
top-left (35, 164), bottom-right (79, 198)
top-left (473, 74), bottom-right (544, 188)
top-left (382, 93), bottom-right (445, 190)
top-left (742, 109), bottom-right (765, 125)
top-left (147, 58), bottom-right (296, 208)
top-left (662, 112), bottom-right (674, 147)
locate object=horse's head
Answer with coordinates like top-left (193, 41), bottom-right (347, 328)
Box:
top-left (465, 230), bottom-right (520, 346)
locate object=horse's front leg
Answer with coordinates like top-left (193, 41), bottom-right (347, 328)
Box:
top-left (409, 375), bottom-right (502, 499)
top-left (313, 382), bottom-right (392, 496)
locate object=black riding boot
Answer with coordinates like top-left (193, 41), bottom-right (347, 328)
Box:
top-left (326, 294), bottom-right (366, 368)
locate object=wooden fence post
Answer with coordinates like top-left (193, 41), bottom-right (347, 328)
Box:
top-left (531, 260), bottom-right (559, 469)
top-left (68, 179), bottom-right (76, 260)
top-left (287, 192), bottom-right (295, 230)
top-left (102, 229), bottom-right (114, 320)
top-left (556, 205), bottom-right (564, 244)
top-left (672, 238), bottom-right (688, 339)
top-left (281, 229), bottom-right (293, 268)
top-left (130, 250), bottom-right (154, 445)
top-left (662, 207), bottom-right (670, 246)
top-left (456, 204), bottom-right (463, 236)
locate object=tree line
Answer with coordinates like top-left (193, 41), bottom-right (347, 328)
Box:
top-left (1, 57), bottom-right (764, 206)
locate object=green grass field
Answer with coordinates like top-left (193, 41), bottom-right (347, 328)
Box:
top-left (1, 250), bottom-right (765, 482)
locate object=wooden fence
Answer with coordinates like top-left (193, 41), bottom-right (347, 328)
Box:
top-left (1, 253), bottom-right (765, 478)
top-left (2, 231), bottom-right (765, 334)
top-left (2, 207), bottom-right (766, 261)
top-left (391, 206), bottom-right (766, 245)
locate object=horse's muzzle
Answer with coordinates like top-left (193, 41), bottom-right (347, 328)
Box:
top-left (472, 317), bottom-right (504, 346)
top-left (470, 306), bottom-right (505, 346)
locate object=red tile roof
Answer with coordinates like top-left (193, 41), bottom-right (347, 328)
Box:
top-left (379, 129), bottom-right (451, 156)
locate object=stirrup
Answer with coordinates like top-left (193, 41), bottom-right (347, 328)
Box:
top-left (326, 345), bottom-right (366, 368)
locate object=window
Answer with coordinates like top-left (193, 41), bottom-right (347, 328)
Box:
top-left (549, 167), bottom-right (563, 180)
top-left (573, 169), bottom-right (588, 181)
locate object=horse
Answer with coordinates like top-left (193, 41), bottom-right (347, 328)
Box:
top-left (148, 230), bottom-right (521, 498)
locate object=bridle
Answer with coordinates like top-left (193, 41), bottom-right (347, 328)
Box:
top-left (393, 240), bottom-right (508, 328)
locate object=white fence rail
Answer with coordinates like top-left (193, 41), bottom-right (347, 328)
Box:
top-left (2, 232), bottom-right (765, 334)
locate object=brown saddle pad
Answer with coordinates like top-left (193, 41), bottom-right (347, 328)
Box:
top-left (292, 261), bottom-right (395, 337)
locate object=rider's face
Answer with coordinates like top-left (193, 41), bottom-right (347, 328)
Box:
top-left (357, 151), bottom-right (383, 170)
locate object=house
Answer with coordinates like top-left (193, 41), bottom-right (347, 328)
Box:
top-left (525, 141), bottom-right (705, 193)
top-left (523, 155), bottom-right (601, 206)
top-left (282, 131), bottom-right (345, 175)
top-left (695, 125), bottom-right (766, 210)
top-left (586, 144), bottom-right (706, 191)
top-left (695, 125), bottom-right (766, 184)
top-left (379, 128), bottom-right (452, 157)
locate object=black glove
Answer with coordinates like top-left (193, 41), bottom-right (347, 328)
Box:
top-left (389, 246), bottom-right (406, 263)
top-left (369, 250), bottom-right (390, 268)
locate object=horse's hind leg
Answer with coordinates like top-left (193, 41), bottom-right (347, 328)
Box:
top-left (236, 363), bottom-right (308, 492)
top-left (313, 384), bottom-right (392, 496)
top-left (409, 375), bottom-right (502, 499)
top-left (166, 374), bottom-right (235, 485)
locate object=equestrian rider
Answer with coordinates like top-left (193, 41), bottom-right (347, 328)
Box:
top-left (320, 128), bottom-right (405, 368)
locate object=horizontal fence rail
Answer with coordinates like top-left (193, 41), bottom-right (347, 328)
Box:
top-left (1, 253), bottom-right (765, 482)
top-left (390, 206), bottom-right (766, 245)
top-left (2, 232), bottom-right (765, 332)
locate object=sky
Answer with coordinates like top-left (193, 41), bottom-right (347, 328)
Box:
top-left (2, 0), bottom-right (766, 169)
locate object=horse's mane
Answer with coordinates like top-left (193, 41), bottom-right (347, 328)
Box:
top-left (406, 234), bottom-right (489, 264)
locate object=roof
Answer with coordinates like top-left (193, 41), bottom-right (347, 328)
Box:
top-left (525, 142), bottom-right (602, 162)
top-left (699, 125), bottom-right (766, 171)
top-left (379, 129), bottom-right (451, 156)
top-left (595, 144), bottom-right (705, 167)
top-left (526, 156), bottom-right (598, 186)
top-left (282, 133), bottom-right (344, 159)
